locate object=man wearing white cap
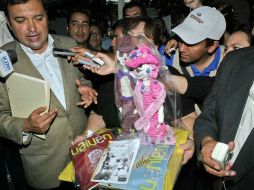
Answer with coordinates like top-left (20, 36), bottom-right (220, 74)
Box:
top-left (169, 6), bottom-right (226, 77)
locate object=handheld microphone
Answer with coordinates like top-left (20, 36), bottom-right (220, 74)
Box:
top-left (0, 49), bottom-right (17, 78)
top-left (53, 48), bottom-right (104, 67)
top-left (53, 48), bottom-right (75, 57)
top-left (78, 59), bottom-right (100, 68)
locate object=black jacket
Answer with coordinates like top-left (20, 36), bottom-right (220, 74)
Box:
top-left (195, 47), bottom-right (254, 190)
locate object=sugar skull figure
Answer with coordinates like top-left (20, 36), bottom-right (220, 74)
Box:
top-left (125, 44), bottom-right (175, 144)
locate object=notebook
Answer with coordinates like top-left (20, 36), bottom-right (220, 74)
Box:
top-left (6, 72), bottom-right (50, 139)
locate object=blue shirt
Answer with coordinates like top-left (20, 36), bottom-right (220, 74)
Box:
top-left (191, 47), bottom-right (221, 76)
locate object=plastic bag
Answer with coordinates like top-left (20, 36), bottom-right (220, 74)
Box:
top-left (115, 35), bottom-right (183, 145)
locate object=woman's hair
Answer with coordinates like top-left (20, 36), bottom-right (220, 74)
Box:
top-left (126, 17), bottom-right (162, 46)
top-left (112, 19), bottom-right (128, 35)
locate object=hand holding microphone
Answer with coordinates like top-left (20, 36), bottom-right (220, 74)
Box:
top-left (68, 47), bottom-right (116, 75)
top-left (53, 47), bottom-right (104, 68)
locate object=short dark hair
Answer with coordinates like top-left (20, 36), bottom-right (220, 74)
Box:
top-left (67, 8), bottom-right (91, 26)
top-left (123, 1), bottom-right (147, 18)
top-left (5, 0), bottom-right (29, 7)
top-left (4, 0), bottom-right (45, 18)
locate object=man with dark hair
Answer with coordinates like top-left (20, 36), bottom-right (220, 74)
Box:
top-left (67, 8), bottom-right (91, 48)
top-left (123, 1), bottom-right (147, 18)
top-left (0, 0), bottom-right (96, 189)
top-left (166, 6), bottom-right (226, 78)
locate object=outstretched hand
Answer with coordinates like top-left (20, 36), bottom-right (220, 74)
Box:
top-left (68, 47), bottom-right (92, 65)
top-left (82, 52), bottom-right (117, 75)
top-left (76, 79), bottom-right (98, 108)
top-left (69, 47), bottom-right (117, 75)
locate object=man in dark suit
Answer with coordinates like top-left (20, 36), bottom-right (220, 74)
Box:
top-left (0, 0), bottom-right (97, 189)
top-left (195, 47), bottom-right (254, 190)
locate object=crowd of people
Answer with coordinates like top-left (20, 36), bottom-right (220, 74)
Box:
top-left (0, 0), bottom-right (254, 190)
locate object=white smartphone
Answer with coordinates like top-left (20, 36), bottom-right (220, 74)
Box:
top-left (211, 142), bottom-right (229, 169)
top-left (84, 51), bottom-right (104, 66)
top-left (78, 59), bottom-right (100, 68)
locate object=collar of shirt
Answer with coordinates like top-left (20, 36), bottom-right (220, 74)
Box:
top-left (191, 46), bottom-right (221, 76)
top-left (21, 34), bottom-right (54, 57)
top-left (20, 35), bottom-right (67, 110)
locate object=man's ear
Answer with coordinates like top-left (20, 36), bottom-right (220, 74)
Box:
top-left (208, 41), bottom-right (219, 54)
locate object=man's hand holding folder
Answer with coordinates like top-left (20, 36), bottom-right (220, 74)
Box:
top-left (23, 106), bottom-right (58, 134)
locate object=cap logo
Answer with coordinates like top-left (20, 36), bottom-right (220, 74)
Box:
top-left (190, 14), bottom-right (204, 23)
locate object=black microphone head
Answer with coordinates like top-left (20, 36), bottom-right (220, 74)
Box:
top-left (7, 49), bottom-right (17, 64)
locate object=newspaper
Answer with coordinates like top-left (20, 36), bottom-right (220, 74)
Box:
top-left (91, 138), bottom-right (140, 184)
top-left (98, 144), bottom-right (175, 190)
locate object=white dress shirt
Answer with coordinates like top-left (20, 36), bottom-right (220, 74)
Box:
top-left (230, 82), bottom-right (254, 163)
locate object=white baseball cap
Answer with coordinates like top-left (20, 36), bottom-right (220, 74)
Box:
top-left (171, 6), bottom-right (226, 44)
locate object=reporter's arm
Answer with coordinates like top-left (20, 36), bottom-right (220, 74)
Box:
top-left (72, 111), bottom-right (106, 144)
top-left (171, 75), bottom-right (188, 94)
top-left (70, 47), bottom-right (117, 75)
top-left (184, 76), bottom-right (215, 103)
top-left (86, 111), bottom-right (106, 133)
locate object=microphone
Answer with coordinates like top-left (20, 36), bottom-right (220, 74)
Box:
top-left (0, 49), bottom-right (17, 77)
top-left (53, 48), bottom-right (75, 57)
